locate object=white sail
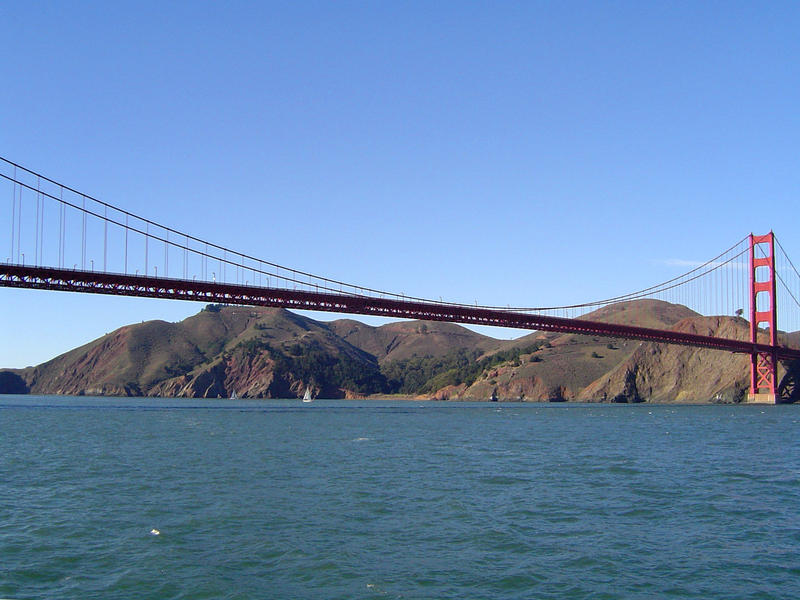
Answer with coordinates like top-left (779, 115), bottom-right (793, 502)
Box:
top-left (302, 387), bottom-right (312, 402)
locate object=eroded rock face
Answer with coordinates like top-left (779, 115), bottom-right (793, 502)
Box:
top-left (579, 316), bottom-right (753, 403)
top-left (0, 371), bottom-right (28, 394)
top-left (17, 306), bottom-right (381, 399)
top-left (466, 375), bottom-right (570, 402)
top-left (146, 344), bottom-right (357, 399)
top-left (445, 314), bottom-right (759, 403)
top-left (610, 367), bottom-right (643, 403)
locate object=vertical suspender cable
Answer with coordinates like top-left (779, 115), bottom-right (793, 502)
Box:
top-left (733, 246), bottom-right (737, 318)
top-left (701, 268), bottom-right (705, 315)
top-left (81, 195), bottom-right (86, 269)
top-left (165, 230), bottom-right (168, 278)
top-left (772, 244), bottom-right (784, 332)
top-left (62, 190), bottom-right (66, 268)
top-left (708, 267), bottom-right (712, 316)
top-left (702, 269), bottom-right (705, 314)
top-left (59, 188), bottom-right (64, 268)
top-left (16, 184), bottom-right (22, 263)
top-left (734, 244), bottom-right (738, 313)
top-left (125, 213), bottom-right (129, 275)
top-left (712, 262), bottom-right (715, 316)
top-left (34, 178), bottom-right (39, 266)
top-left (721, 250), bottom-right (724, 316)
top-left (104, 204), bottom-right (108, 272)
top-left (741, 244), bottom-right (745, 337)
top-left (727, 248), bottom-right (731, 316)
top-left (709, 262), bottom-right (713, 316)
top-left (710, 262), bottom-right (714, 316)
top-left (738, 243), bottom-right (742, 321)
top-left (39, 183), bottom-right (44, 267)
top-left (10, 166), bottom-right (16, 262)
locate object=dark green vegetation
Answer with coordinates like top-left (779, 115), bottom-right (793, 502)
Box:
top-left (239, 337), bottom-right (385, 396)
top-left (382, 342), bottom-right (546, 394)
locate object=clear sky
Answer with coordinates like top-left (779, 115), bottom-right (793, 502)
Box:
top-left (2, 1), bottom-right (799, 368)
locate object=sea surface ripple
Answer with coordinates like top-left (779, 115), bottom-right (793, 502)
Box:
top-left (1, 397), bottom-right (799, 599)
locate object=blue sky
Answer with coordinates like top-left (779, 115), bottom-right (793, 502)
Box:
top-left (2, 1), bottom-right (799, 368)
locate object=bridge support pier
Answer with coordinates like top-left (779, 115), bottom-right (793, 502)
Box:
top-left (748, 350), bottom-right (778, 403)
top-left (748, 394), bottom-right (776, 403)
top-left (747, 233), bottom-right (778, 404)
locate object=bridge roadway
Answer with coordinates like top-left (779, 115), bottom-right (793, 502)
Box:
top-left (4, 263), bottom-right (800, 361)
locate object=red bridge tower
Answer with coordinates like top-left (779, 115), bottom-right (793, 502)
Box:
top-left (749, 232), bottom-right (778, 403)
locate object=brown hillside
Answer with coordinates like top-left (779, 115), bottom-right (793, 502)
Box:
top-left (785, 331), bottom-right (800, 350)
top-left (456, 336), bottom-right (642, 402)
top-left (486, 299), bottom-right (697, 358)
top-left (328, 318), bottom-right (498, 363)
top-left (4, 300), bottom-right (782, 403)
top-left (579, 299), bottom-right (699, 328)
top-left (435, 302), bottom-right (737, 403)
top-left (20, 306), bottom-right (377, 398)
top-left (579, 315), bottom-right (753, 403)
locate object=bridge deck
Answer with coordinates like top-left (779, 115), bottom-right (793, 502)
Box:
top-left (4, 264), bottom-right (800, 360)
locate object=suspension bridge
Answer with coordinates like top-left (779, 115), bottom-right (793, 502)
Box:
top-left (2, 156), bottom-right (800, 402)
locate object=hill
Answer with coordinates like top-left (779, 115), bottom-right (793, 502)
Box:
top-left (327, 318), bottom-right (498, 363)
top-left (13, 306), bottom-right (383, 399)
top-left (1, 300), bottom-right (790, 402)
top-left (5, 305), bottom-right (502, 399)
top-left (422, 300), bottom-right (701, 401)
top-left (579, 316), bottom-right (751, 403)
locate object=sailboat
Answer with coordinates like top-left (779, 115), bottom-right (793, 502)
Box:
top-left (302, 387), bottom-right (313, 403)
top-left (230, 390), bottom-right (237, 400)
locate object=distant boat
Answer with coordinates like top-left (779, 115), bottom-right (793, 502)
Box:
top-left (230, 390), bottom-right (237, 400)
top-left (302, 387), bottom-right (312, 403)
top-left (490, 389), bottom-right (498, 402)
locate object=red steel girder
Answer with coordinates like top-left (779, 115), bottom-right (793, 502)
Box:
top-left (3, 263), bottom-right (800, 361)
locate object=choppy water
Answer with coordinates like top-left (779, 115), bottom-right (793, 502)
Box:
top-left (1, 397), bottom-right (799, 599)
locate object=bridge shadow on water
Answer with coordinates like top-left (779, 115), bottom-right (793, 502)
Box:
top-left (778, 360), bottom-right (800, 403)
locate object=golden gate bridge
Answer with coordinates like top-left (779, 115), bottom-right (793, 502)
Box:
top-left (2, 156), bottom-right (800, 402)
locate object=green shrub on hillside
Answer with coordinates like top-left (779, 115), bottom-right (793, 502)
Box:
top-left (235, 338), bottom-right (386, 394)
top-left (381, 341), bottom-right (546, 394)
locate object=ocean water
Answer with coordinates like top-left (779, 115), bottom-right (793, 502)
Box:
top-left (1, 397), bottom-right (799, 600)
